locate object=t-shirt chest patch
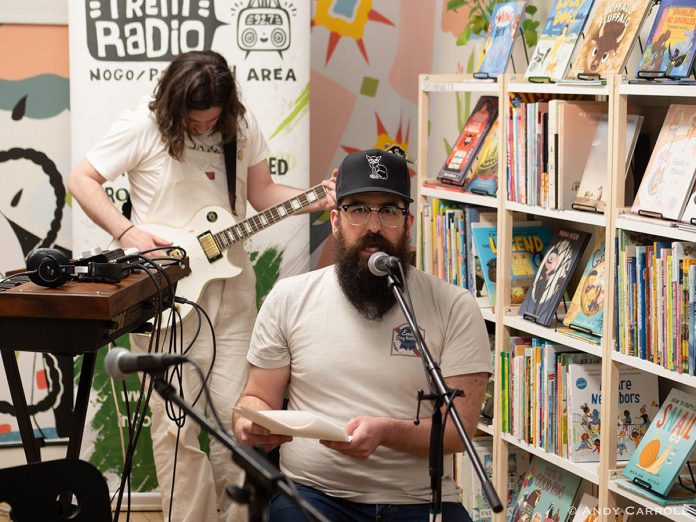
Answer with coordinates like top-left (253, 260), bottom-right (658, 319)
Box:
top-left (391, 323), bottom-right (425, 357)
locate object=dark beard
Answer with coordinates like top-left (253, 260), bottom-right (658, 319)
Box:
top-left (335, 229), bottom-right (411, 320)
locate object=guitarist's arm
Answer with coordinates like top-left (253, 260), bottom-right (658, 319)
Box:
top-left (67, 158), bottom-right (172, 251)
top-left (247, 160), bottom-right (337, 213)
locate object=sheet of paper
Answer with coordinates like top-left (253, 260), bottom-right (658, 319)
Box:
top-left (235, 406), bottom-right (351, 442)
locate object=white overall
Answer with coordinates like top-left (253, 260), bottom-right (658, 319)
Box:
top-left (131, 142), bottom-right (256, 522)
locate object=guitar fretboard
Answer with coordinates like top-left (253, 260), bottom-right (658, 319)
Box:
top-left (214, 184), bottom-right (328, 249)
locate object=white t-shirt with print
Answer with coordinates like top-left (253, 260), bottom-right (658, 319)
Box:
top-left (248, 265), bottom-right (492, 504)
top-left (85, 98), bottom-right (269, 225)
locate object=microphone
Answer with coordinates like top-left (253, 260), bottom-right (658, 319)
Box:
top-left (368, 251), bottom-right (400, 276)
top-left (104, 347), bottom-right (187, 380)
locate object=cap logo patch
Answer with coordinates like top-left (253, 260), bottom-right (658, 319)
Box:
top-left (366, 154), bottom-right (388, 180)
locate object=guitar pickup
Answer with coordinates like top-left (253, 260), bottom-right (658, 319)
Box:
top-left (197, 232), bottom-right (223, 262)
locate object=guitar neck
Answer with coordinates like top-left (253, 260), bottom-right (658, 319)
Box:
top-left (213, 184), bottom-right (327, 250)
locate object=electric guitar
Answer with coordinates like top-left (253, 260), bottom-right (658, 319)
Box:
top-left (110, 184), bottom-right (327, 324)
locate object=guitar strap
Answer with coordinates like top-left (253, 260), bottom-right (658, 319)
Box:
top-left (223, 138), bottom-right (238, 215)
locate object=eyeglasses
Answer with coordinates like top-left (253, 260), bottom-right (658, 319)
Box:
top-left (340, 204), bottom-right (409, 228)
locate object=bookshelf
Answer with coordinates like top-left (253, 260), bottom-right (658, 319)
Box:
top-left (417, 72), bottom-right (696, 521)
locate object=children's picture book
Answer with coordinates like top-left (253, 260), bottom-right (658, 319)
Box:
top-left (509, 457), bottom-right (581, 522)
top-left (463, 119), bottom-right (499, 196)
top-left (571, 492), bottom-right (631, 522)
top-left (475, 1), bottom-right (527, 78)
top-left (574, 114), bottom-right (643, 212)
top-left (622, 388), bottom-right (696, 497)
top-left (437, 97), bottom-right (499, 186)
top-left (631, 104), bottom-right (696, 221)
top-left (566, 0), bottom-right (652, 80)
top-left (567, 363), bottom-right (659, 462)
top-left (564, 241), bottom-right (606, 336)
top-left (525, 0), bottom-right (596, 81)
top-left (615, 477), bottom-right (696, 506)
top-left (519, 227), bottom-right (591, 326)
top-left (471, 221), bottom-right (552, 307)
top-left (636, 0), bottom-right (696, 78)
top-left (458, 436), bottom-right (531, 521)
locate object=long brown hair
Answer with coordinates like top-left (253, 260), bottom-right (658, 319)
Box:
top-left (149, 50), bottom-right (246, 160)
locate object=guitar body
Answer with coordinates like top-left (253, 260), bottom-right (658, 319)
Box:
top-left (108, 183), bottom-right (327, 330)
top-left (110, 206), bottom-right (243, 324)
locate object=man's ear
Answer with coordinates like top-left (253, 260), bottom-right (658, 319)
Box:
top-left (330, 208), bottom-right (340, 237)
top-left (405, 213), bottom-right (415, 235)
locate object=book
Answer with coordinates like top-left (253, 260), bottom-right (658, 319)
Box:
top-left (463, 119), bottom-right (500, 196)
top-left (566, 0), bottom-right (652, 80)
top-left (234, 406), bottom-right (351, 442)
top-left (465, 207), bottom-right (498, 300)
top-left (622, 388), bottom-right (696, 496)
top-left (556, 101), bottom-right (608, 210)
top-left (566, 363), bottom-right (659, 462)
top-left (631, 104), bottom-right (696, 221)
top-left (458, 436), bottom-right (530, 521)
top-left (574, 114), bottom-right (643, 212)
top-left (519, 227), bottom-right (592, 326)
top-left (571, 492), bottom-right (631, 522)
top-left (437, 97), bottom-right (499, 186)
top-left (636, 0), bottom-right (696, 79)
top-left (564, 241), bottom-right (606, 336)
top-left (475, 1), bottom-right (527, 78)
top-left (524, 0), bottom-right (596, 81)
top-left (508, 457), bottom-right (582, 522)
top-left (471, 222), bottom-right (552, 306)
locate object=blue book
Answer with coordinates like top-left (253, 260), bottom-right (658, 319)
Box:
top-left (623, 388), bottom-right (696, 496)
top-left (636, 0), bottom-right (696, 78)
top-left (471, 222), bottom-right (552, 306)
top-left (636, 245), bottom-right (648, 359)
top-left (525, 0), bottom-right (596, 81)
top-left (476, 2), bottom-right (527, 78)
top-left (563, 241), bottom-right (606, 337)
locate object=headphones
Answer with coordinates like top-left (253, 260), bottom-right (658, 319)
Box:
top-left (25, 248), bottom-right (71, 288)
top-left (25, 247), bottom-right (131, 288)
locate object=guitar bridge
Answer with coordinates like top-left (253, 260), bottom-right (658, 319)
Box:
top-left (197, 232), bottom-right (223, 262)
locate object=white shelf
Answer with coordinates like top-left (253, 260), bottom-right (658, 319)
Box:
top-left (477, 421), bottom-right (494, 436)
top-left (420, 74), bottom-right (500, 94)
top-left (480, 306), bottom-right (496, 323)
top-left (420, 186), bottom-right (498, 208)
top-left (619, 81), bottom-right (696, 99)
top-left (616, 212), bottom-right (696, 242)
top-left (612, 351), bottom-right (696, 389)
top-left (608, 480), bottom-right (696, 521)
top-left (500, 432), bottom-right (600, 484)
top-left (503, 314), bottom-right (603, 358)
top-left (505, 201), bottom-right (606, 226)
top-left (508, 78), bottom-right (610, 96)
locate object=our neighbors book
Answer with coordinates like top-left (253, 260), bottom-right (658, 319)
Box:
top-left (566, 363), bottom-right (659, 463)
top-left (631, 104), bottom-right (696, 221)
top-left (636, 0), bottom-right (696, 79)
top-left (566, 0), bottom-right (652, 80)
top-left (475, 1), bottom-right (527, 78)
top-left (622, 388), bottom-right (696, 497)
top-left (519, 227), bottom-right (591, 326)
top-left (525, 0), bottom-right (596, 81)
top-left (437, 97), bottom-right (499, 186)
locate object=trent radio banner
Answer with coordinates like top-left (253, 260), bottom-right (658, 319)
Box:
top-left (69, 0), bottom-right (309, 492)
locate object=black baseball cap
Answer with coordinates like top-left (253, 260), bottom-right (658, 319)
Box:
top-left (336, 149), bottom-right (413, 203)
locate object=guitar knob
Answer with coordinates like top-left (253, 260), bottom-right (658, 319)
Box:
top-left (206, 211), bottom-right (218, 223)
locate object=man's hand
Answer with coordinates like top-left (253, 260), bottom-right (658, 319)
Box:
top-left (234, 415), bottom-right (292, 454)
top-left (117, 225), bottom-right (172, 255)
top-left (318, 168), bottom-right (338, 212)
top-left (320, 416), bottom-right (389, 460)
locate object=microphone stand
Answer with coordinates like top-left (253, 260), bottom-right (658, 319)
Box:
top-left (150, 375), bottom-right (329, 522)
top-left (384, 266), bottom-right (502, 518)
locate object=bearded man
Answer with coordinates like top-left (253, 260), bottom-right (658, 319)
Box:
top-left (233, 149), bottom-right (490, 522)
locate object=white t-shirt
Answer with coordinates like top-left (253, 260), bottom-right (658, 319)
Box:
top-left (85, 98), bottom-right (269, 225)
top-left (248, 266), bottom-right (492, 504)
